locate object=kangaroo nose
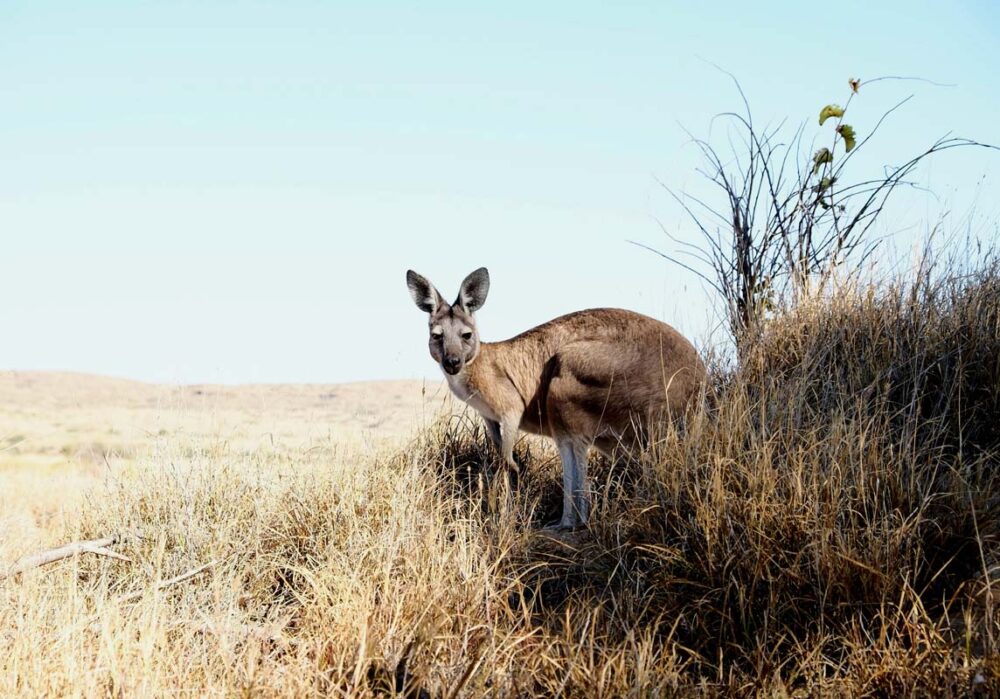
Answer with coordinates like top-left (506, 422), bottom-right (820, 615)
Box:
top-left (443, 357), bottom-right (461, 373)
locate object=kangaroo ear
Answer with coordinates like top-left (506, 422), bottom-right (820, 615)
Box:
top-left (456, 267), bottom-right (490, 313)
top-left (406, 270), bottom-right (445, 314)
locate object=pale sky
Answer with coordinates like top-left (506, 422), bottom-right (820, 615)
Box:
top-left (2, 1), bottom-right (998, 384)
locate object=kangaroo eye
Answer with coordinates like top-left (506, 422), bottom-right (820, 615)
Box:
top-left (461, 332), bottom-right (473, 341)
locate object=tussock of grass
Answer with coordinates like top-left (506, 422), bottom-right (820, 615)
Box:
top-left (4, 258), bottom-right (1000, 696)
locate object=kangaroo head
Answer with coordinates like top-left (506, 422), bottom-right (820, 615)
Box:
top-left (406, 267), bottom-right (490, 375)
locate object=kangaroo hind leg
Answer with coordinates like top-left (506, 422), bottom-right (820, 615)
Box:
top-left (554, 439), bottom-right (590, 530)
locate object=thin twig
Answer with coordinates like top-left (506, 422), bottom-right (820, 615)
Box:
top-left (860, 75), bottom-right (957, 89)
top-left (118, 560), bottom-right (219, 603)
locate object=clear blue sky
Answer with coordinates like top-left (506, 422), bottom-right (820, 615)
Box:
top-left (2, 1), bottom-right (998, 384)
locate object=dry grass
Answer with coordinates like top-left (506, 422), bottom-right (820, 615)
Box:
top-left (3, 256), bottom-right (1000, 697)
top-left (0, 374), bottom-right (449, 556)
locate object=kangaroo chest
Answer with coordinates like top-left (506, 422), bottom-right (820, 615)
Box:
top-left (445, 370), bottom-right (501, 423)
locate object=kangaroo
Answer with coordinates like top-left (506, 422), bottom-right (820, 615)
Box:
top-left (406, 267), bottom-right (705, 529)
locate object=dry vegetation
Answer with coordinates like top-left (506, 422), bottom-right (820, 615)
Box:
top-left (0, 374), bottom-right (446, 546)
top-left (3, 254), bottom-right (1000, 697)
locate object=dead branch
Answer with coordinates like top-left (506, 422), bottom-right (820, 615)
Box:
top-left (118, 559), bottom-right (219, 603)
top-left (0, 536), bottom-right (131, 581)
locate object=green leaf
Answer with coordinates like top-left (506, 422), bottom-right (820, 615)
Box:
top-left (812, 176), bottom-right (837, 194)
top-left (812, 148), bottom-right (833, 174)
top-left (837, 124), bottom-right (857, 151)
top-left (819, 104), bottom-right (845, 125)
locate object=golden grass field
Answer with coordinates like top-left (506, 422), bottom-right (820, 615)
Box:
top-left (3, 258), bottom-right (1000, 697)
top-left (0, 372), bottom-right (450, 553)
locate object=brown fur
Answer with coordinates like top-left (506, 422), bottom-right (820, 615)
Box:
top-left (466, 308), bottom-right (703, 446)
